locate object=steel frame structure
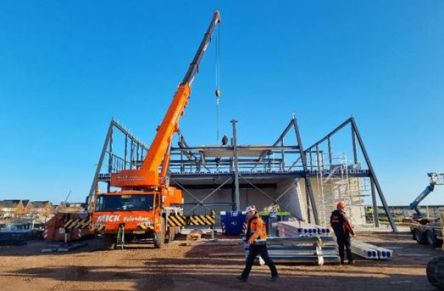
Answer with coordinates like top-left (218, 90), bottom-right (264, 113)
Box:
top-left (86, 119), bottom-right (148, 211)
top-left (88, 117), bottom-right (397, 232)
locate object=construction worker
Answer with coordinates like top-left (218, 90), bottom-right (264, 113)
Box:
top-left (330, 201), bottom-right (355, 264)
top-left (237, 205), bottom-right (279, 282)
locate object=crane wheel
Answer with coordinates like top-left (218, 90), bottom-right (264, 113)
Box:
top-left (103, 234), bottom-right (116, 250)
top-left (165, 226), bottom-right (175, 243)
top-left (427, 256), bottom-right (444, 289)
top-left (154, 219), bottom-right (166, 248)
top-left (414, 229), bottom-right (427, 245)
top-left (426, 231), bottom-right (442, 247)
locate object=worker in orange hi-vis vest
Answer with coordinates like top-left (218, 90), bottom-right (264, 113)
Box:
top-left (237, 205), bottom-right (278, 282)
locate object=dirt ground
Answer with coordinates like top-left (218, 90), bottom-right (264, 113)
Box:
top-left (0, 231), bottom-right (441, 291)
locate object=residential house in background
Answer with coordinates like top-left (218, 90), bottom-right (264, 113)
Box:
top-left (29, 201), bottom-right (55, 222)
top-left (0, 200), bottom-right (26, 219)
top-left (55, 202), bottom-right (87, 214)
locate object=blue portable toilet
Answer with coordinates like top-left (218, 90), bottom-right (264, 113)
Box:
top-left (220, 211), bottom-right (246, 236)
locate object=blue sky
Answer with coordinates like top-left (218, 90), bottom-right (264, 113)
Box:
top-left (0, 1), bottom-right (443, 205)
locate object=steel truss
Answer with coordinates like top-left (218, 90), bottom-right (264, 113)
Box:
top-left (88, 116), bottom-right (397, 232)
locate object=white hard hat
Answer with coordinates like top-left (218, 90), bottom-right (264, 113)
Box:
top-left (245, 205), bottom-right (257, 213)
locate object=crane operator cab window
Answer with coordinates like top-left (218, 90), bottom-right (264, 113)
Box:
top-left (95, 194), bottom-right (154, 212)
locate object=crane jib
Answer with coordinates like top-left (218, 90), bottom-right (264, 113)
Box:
top-left (181, 11), bottom-right (221, 86)
top-left (110, 11), bottom-right (222, 189)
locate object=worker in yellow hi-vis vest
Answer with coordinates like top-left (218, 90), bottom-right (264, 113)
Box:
top-left (237, 205), bottom-right (278, 282)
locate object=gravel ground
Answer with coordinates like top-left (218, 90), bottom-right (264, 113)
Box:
top-left (0, 231), bottom-right (441, 291)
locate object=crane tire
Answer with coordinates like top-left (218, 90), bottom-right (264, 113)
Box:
top-left (103, 234), bottom-right (116, 250)
top-left (427, 257), bottom-right (444, 290)
top-left (426, 231), bottom-right (441, 247)
top-left (154, 219), bottom-right (166, 248)
top-left (415, 229), bottom-right (427, 245)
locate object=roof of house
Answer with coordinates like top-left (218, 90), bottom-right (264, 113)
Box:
top-left (31, 201), bottom-right (52, 208)
top-left (0, 200), bottom-right (23, 208)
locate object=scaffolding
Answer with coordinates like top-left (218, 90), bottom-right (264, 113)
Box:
top-left (88, 116), bottom-right (398, 232)
top-left (313, 153), bottom-right (373, 227)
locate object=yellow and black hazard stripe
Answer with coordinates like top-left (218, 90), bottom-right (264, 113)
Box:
top-left (167, 210), bottom-right (216, 227)
top-left (77, 217), bottom-right (91, 228)
top-left (189, 214), bottom-right (216, 226)
top-left (168, 214), bottom-right (187, 227)
top-left (137, 224), bottom-right (154, 231)
top-left (90, 224), bottom-right (106, 232)
top-left (64, 217), bottom-right (91, 230)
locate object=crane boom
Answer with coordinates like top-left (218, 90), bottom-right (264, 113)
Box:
top-left (182, 11), bottom-right (221, 86)
top-left (111, 11), bottom-right (221, 188)
top-left (409, 184), bottom-right (435, 217)
top-left (409, 172), bottom-right (444, 217)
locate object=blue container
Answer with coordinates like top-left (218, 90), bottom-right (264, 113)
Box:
top-left (220, 211), bottom-right (246, 236)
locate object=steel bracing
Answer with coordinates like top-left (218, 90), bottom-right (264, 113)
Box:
top-left (88, 116), bottom-right (398, 232)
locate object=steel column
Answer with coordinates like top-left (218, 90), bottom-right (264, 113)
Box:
top-left (231, 120), bottom-right (240, 211)
top-left (281, 139), bottom-right (285, 171)
top-left (130, 139), bottom-right (134, 169)
top-left (107, 126), bottom-right (113, 192)
top-left (350, 118), bottom-right (397, 232)
top-left (371, 178), bottom-right (380, 227)
top-left (352, 125), bottom-right (358, 165)
top-left (328, 136), bottom-right (333, 169)
top-left (124, 134), bottom-right (128, 169)
top-left (293, 117), bottom-right (320, 225)
top-left (87, 120), bottom-right (113, 211)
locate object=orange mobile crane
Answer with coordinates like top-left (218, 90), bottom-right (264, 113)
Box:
top-left (91, 11), bottom-right (221, 249)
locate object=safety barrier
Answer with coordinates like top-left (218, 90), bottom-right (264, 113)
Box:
top-left (137, 224), bottom-right (154, 231)
top-left (167, 211), bottom-right (216, 227)
top-left (90, 225), bottom-right (105, 232)
top-left (63, 217), bottom-right (91, 230)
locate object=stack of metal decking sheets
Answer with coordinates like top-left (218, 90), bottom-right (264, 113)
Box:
top-left (351, 239), bottom-right (393, 260)
top-left (243, 236), bottom-right (341, 265)
top-left (276, 221), bottom-right (331, 237)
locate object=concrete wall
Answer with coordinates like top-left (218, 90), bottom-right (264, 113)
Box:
top-left (181, 178), bottom-right (305, 220)
top-left (274, 179), bottom-right (304, 220)
top-left (181, 176), bottom-right (367, 227)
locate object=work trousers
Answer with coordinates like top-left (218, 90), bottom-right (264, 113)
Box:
top-left (241, 244), bottom-right (278, 279)
top-left (336, 233), bottom-right (353, 263)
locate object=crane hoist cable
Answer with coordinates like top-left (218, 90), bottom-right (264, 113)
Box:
top-left (215, 23), bottom-right (222, 142)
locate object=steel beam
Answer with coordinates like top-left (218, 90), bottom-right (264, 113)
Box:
top-left (111, 120), bottom-right (148, 151)
top-left (171, 145), bottom-right (299, 152)
top-left (250, 119), bottom-right (296, 170)
top-left (305, 118), bottom-right (352, 152)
